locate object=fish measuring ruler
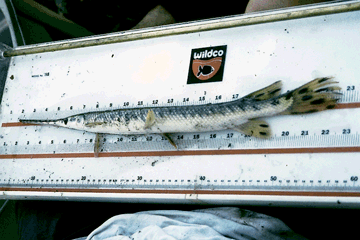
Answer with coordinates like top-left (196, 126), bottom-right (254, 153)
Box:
top-left (1, 1), bottom-right (360, 207)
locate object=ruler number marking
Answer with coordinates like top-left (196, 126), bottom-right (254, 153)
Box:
top-left (301, 130), bottom-right (308, 136)
top-left (350, 176), bottom-right (358, 181)
top-left (281, 131), bottom-right (289, 136)
top-left (321, 129), bottom-right (329, 135)
top-left (342, 129), bottom-right (351, 134)
top-left (226, 133), bottom-right (234, 138)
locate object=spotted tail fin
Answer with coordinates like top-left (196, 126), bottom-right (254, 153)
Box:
top-left (281, 77), bottom-right (342, 115)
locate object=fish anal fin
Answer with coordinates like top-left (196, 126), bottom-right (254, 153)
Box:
top-left (145, 110), bottom-right (156, 129)
top-left (243, 80), bottom-right (283, 101)
top-left (162, 133), bottom-right (177, 149)
top-left (232, 120), bottom-right (271, 139)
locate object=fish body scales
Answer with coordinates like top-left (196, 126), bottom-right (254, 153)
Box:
top-left (55, 97), bottom-right (291, 134)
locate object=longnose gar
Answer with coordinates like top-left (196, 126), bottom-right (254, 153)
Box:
top-left (19, 77), bottom-right (341, 150)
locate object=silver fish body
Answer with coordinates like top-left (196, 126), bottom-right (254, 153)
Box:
top-left (19, 77), bottom-right (341, 138)
top-left (48, 97), bottom-right (292, 134)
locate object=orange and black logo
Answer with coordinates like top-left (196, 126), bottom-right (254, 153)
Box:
top-left (187, 45), bottom-right (227, 84)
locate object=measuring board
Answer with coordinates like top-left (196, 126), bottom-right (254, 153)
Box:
top-left (1, 1), bottom-right (360, 207)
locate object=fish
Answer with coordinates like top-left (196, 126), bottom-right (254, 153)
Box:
top-left (19, 77), bottom-right (341, 152)
top-left (197, 65), bottom-right (214, 77)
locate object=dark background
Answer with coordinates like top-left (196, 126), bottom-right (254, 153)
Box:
top-left (1, 1), bottom-right (360, 239)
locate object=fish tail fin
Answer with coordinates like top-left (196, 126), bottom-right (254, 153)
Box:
top-left (281, 77), bottom-right (342, 115)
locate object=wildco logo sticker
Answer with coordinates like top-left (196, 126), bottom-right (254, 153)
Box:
top-left (187, 45), bottom-right (227, 84)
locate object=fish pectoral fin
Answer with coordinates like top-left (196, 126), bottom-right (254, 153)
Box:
top-left (85, 122), bottom-right (104, 127)
top-left (145, 109), bottom-right (156, 129)
top-left (162, 133), bottom-right (177, 149)
top-left (243, 80), bottom-right (283, 101)
top-left (232, 120), bottom-right (271, 139)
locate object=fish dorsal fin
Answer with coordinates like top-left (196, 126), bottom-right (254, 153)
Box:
top-left (243, 81), bottom-right (283, 101)
top-left (145, 109), bottom-right (156, 129)
top-left (232, 119), bottom-right (271, 139)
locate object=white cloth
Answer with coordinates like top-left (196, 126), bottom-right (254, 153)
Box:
top-left (75, 207), bottom-right (306, 240)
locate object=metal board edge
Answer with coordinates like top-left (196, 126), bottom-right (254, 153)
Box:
top-left (2, 0), bottom-right (360, 57)
top-left (2, 190), bottom-right (360, 208)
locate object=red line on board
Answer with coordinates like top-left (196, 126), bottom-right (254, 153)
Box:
top-left (0, 147), bottom-right (359, 159)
